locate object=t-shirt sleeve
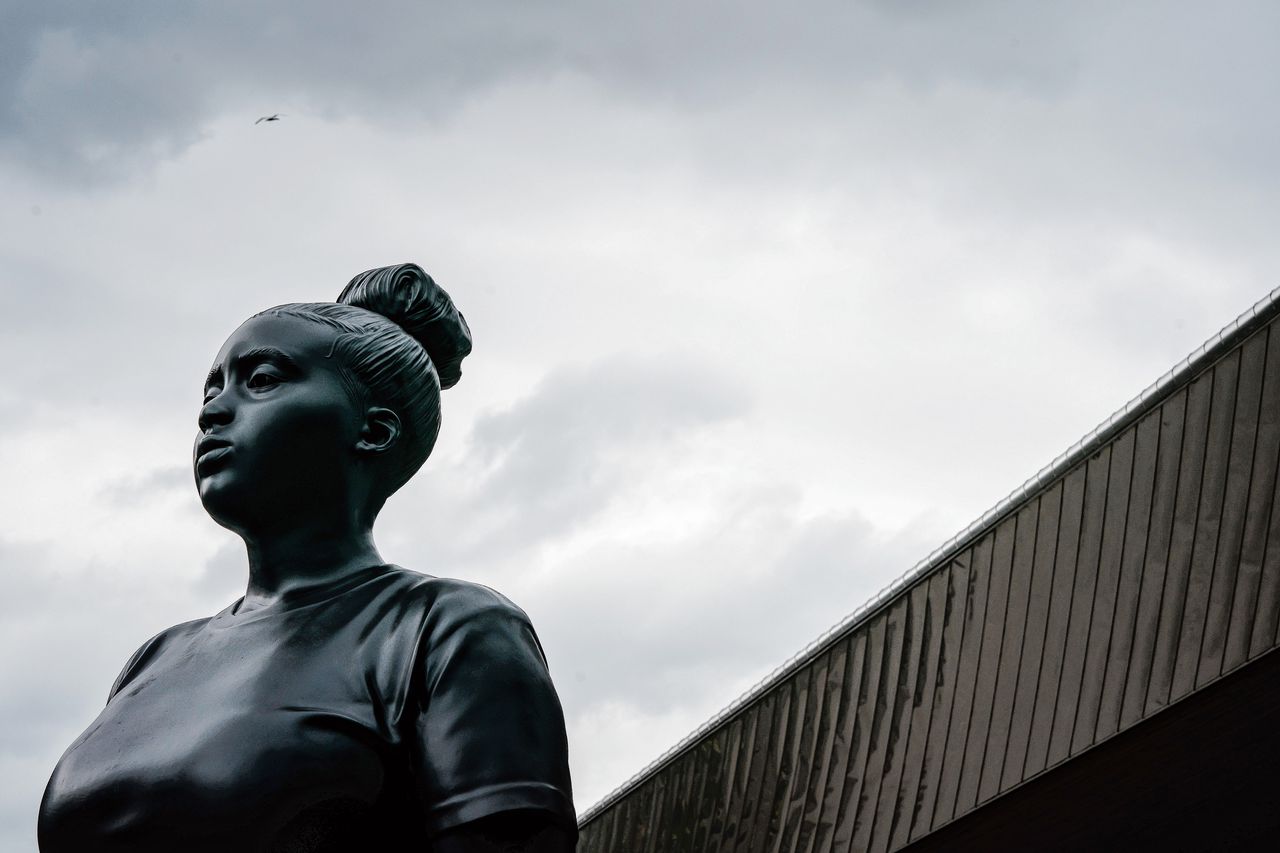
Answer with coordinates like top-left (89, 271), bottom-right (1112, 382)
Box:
top-left (409, 583), bottom-right (576, 837)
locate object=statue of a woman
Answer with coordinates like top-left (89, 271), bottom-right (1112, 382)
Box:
top-left (38, 265), bottom-right (576, 852)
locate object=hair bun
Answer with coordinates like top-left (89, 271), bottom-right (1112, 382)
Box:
top-left (337, 263), bottom-right (473, 389)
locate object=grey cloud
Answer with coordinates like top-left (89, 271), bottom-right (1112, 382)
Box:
top-left (0, 539), bottom-right (59, 618)
top-left (0, 255), bottom-right (188, 424)
top-left (2, 1), bottom-right (569, 184)
top-left (0, 541), bottom-right (161, 851)
top-left (0, 247), bottom-right (244, 432)
top-left (469, 355), bottom-right (750, 496)
top-left (97, 464), bottom-right (190, 506)
top-left (7, 0), bottom-right (1274, 190)
top-left (529, 487), bottom-right (941, 719)
top-left (386, 354), bottom-right (751, 564)
top-left (194, 540), bottom-right (246, 600)
top-left (8, 25), bottom-right (212, 184)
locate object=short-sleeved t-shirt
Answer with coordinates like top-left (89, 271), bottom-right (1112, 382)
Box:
top-left (38, 565), bottom-right (575, 852)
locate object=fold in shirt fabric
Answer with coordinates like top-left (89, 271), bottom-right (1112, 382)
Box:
top-left (38, 565), bottom-right (576, 852)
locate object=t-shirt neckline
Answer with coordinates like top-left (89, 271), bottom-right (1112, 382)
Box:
top-left (212, 564), bottom-right (396, 626)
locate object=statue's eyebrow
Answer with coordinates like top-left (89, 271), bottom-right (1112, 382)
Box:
top-left (204, 347), bottom-right (303, 392)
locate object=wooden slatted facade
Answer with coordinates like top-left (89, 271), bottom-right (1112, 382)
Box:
top-left (578, 291), bottom-right (1280, 851)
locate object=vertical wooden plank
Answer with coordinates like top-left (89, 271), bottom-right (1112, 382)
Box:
top-left (931, 537), bottom-right (993, 829)
top-left (1171, 351), bottom-right (1239, 701)
top-left (1264, 474), bottom-right (1280, 653)
top-left (796, 637), bottom-right (850, 853)
top-left (654, 766), bottom-right (679, 853)
top-left (1249, 324), bottom-right (1280, 656)
top-left (955, 518), bottom-right (1017, 816)
top-left (661, 753), bottom-right (690, 853)
top-left (1147, 368), bottom-right (1214, 713)
top-left (736, 690), bottom-right (780, 852)
top-left (908, 559), bottom-right (968, 843)
top-left (672, 747), bottom-right (704, 853)
top-left (613, 781), bottom-right (638, 853)
top-left (1201, 331), bottom-right (1266, 681)
top-left (605, 795), bottom-right (629, 853)
top-left (1024, 462), bottom-right (1086, 776)
top-left (788, 655), bottom-right (829, 850)
top-left (870, 584), bottom-right (928, 853)
top-left (622, 777), bottom-right (653, 853)
top-left (750, 682), bottom-right (794, 853)
top-left (811, 632), bottom-right (867, 853)
top-left (850, 599), bottom-right (908, 853)
top-left (1002, 482), bottom-right (1063, 788)
top-left (981, 501), bottom-right (1040, 802)
top-left (599, 806), bottom-right (620, 853)
top-left (583, 813), bottom-right (608, 853)
top-left (737, 686), bottom-right (783, 850)
top-left (780, 657), bottom-right (829, 853)
top-left (889, 571), bottom-right (947, 850)
top-left (1244, 325), bottom-right (1280, 655)
top-left (657, 764), bottom-right (685, 853)
top-left (706, 716), bottom-right (745, 853)
top-left (831, 613), bottom-right (887, 851)
top-left (723, 704), bottom-right (761, 851)
top-left (643, 776), bottom-right (666, 853)
top-left (667, 754), bottom-right (699, 853)
top-left (1072, 428), bottom-right (1134, 754)
top-left (1047, 446), bottom-right (1111, 764)
top-left (640, 757), bottom-right (673, 853)
top-left (577, 810), bottom-right (606, 853)
top-left (1097, 411), bottom-right (1160, 740)
top-left (762, 666), bottom-right (811, 853)
top-left (577, 818), bottom-right (596, 852)
top-left (855, 626), bottom-right (904, 852)
top-left (1121, 391), bottom-right (1187, 729)
top-left (598, 795), bottom-right (624, 853)
top-left (610, 803), bottom-right (629, 853)
top-left (650, 763), bottom-right (680, 850)
top-left (689, 743), bottom-right (717, 853)
top-left (685, 730), bottom-right (724, 853)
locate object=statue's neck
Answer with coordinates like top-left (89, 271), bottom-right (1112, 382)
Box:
top-left (237, 524), bottom-right (383, 612)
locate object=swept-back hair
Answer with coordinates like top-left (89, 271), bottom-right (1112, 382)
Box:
top-left (256, 263), bottom-right (472, 497)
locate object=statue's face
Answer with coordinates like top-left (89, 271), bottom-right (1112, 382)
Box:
top-left (195, 314), bottom-right (362, 533)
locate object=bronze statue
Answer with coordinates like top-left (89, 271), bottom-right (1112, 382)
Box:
top-left (38, 265), bottom-right (576, 852)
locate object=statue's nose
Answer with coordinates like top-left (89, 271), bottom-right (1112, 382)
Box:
top-left (198, 392), bottom-right (234, 432)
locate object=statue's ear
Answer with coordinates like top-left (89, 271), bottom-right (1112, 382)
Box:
top-left (356, 407), bottom-right (401, 455)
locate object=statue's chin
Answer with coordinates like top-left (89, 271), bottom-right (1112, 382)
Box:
top-left (196, 480), bottom-right (254, 535)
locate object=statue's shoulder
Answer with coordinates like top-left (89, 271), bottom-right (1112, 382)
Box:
top-left (132, 615), bottom-right (212, 657)
top-left (364, 569), bottom-right (556, 721)
top-left (108, 616), bottom-right (211, 701)
top-left (380, 565), bottom-right (533, 631)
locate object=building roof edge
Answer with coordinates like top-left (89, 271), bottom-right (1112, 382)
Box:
top-left (578, 285), bottom-right (1280, 826)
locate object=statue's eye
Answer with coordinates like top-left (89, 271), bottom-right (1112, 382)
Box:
top-left (248, 371), bottom-right (281, 389)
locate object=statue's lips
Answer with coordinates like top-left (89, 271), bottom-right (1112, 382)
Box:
top-left (195, 445), bottom-right (233, 476)
top-left (196, 435), bottom-right (231, 457)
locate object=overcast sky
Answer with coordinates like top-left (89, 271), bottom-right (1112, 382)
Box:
top-left (3, 1), bottom-right (1280, 849)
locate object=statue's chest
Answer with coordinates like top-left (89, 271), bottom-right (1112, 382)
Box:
top-left (41, 626), bottom-right (396, 851)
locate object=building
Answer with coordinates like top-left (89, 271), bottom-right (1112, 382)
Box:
top-left (577, 289), bottom-right (1280, 851)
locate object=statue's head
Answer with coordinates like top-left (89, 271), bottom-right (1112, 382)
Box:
top-left (194, 263), bottom-right (471, 535)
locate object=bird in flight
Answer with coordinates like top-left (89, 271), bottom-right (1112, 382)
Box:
top-left (255, 114), bottom-right (285, 124)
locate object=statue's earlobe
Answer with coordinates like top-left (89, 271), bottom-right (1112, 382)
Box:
top-left (356, 407), bottom-right (401, 455)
